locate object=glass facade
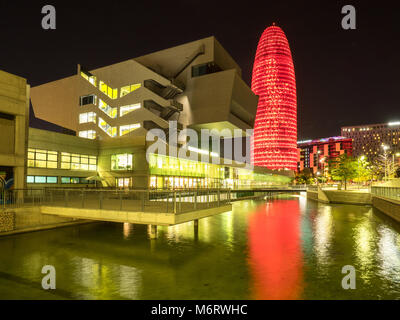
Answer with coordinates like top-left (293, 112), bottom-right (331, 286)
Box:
top-left (80, 71), bottom-right (97, 87)
top-left (120, 84), bottom-right (141, 98)
top-left (120, 103), bottom-right (141, 117)
top-left (79, 112), bottom-right (96, 124)
top-left (79, 130), bottom-right (96, 139)
top-left (98, 117), bottom-right (117, 137)
top-left (27, 176), bottom-right (58, 184)
top-left (148, 153), bottom-right (291, 189)
top-left (61, 177), bottom-right (95, 184)
top-left (99, 81), bottom-right (118, 100)
top-left (28, 148), bottom-right (58, 169)
top-left (120, 123), bottom-right (140, 136)
top-left (111, 154), bottom-right (133, 170)
top-left (61, 153), bottom-right (97, 171)
top-left (98, 99), bottom-right (117, 119)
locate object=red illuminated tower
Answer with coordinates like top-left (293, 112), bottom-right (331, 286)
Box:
top-left (251, 24), bottom-right (297, 170)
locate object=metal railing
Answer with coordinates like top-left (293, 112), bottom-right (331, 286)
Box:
top-left (371, 186), bottom-right (400, 201)
top-left (0, 189), bottom-right (46, 209)
top-left (2, 188), bottom-right (232, 214)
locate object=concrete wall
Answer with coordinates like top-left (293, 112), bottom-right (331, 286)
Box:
top-left (30, 75), bottom-right (77, 132)
top-left (372, 196), bottom-right (400, 223)
top-left (0, 69), bottom-right (29, 189)
top-left (0, 207), bottom-right (92, 237)
top-left (307, 188), bottom-right (371, 205)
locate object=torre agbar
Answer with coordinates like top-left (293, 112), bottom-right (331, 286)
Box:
top-left (251, 25), bottom-right (297, 170)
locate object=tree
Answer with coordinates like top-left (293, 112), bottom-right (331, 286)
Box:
top-left (295, 168), bottom-right (314, 185)
top-left (328, 154), bottom-right (358, 190)
top-left (355, 156), bottom-right (373, 184)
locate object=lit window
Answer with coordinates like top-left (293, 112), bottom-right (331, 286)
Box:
top-left (61, 152), bottom-right (97, 171)
top-left (120, 84), bottom-right (141, 98)
top-left (79, 112), bottom-right (96, 124)
top-left (119, 123), bottom-right (140, 136)
top-left (111, 154), bottom-right (133, 170)
top-left (79, 130), bottom-right (96, 140)
top-left (26, 176), bottom-right (58, 184)
top-left (98, 117), bottom-right (117, 137)
top-left (81, 71), bottom-right (97, 87)
top-left (27, 148), bottom-right (58, 168)
top-left (120, 103), bottom-right (141, 117)
top-left (99, 80), bottom-right (118, 100)
top-left (98, 99), bottom-right (117, 119)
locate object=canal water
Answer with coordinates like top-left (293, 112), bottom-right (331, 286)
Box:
top-left (1, 194), bottom-right (400, 300)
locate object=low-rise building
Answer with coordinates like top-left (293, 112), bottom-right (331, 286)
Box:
top-left (297, 136), bottom-right (353, 174)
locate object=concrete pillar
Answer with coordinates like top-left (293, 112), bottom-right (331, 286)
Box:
top-left (149, 224), bottom-right (157, 239)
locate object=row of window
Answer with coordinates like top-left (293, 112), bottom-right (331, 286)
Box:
top-left (28, 149), bottom-right (97, 171)
top-left (80, 95), bottom-right (141, 118)
top-left (99, 99), bottom-right (117, 118)
top-left (79, 130), bottom-right (96, 139)
top-left (27, 176), bottom-right (95, 184)
top-left (80, 71), bottom-right (141, 99)
top-left (97, 117), bottom-right (140, 138)
top-left (28, 149), bottom-right (58, 169)
top-left (28, 150), bottom-right (134, 173)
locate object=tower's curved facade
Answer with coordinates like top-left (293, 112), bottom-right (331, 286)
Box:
top-left (251, 25), bottom-right (297, 170)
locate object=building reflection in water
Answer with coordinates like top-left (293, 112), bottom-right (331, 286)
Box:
top-left (71, 256), bottom-right (141, 299)
top-left (248, 198), bottom-right (303, 300)
top-left (313, 205), bottom-right (333, 268)
top-left (377, 226), bottom-right (400, 282)
top-left (353, 216), bottom-right (375, 280)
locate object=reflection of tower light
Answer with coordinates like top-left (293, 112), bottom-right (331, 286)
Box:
top-left (248, 199), bottom-right (303, 299)
top-left (251, 25), bottom-right (297, 170)
top-left (314, 206), bottom-right (333, 266)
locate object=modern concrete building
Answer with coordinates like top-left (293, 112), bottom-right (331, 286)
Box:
top-left (342, 122), bottom-right (400, 161)
top-left (0, 70), bottom-right (29, 190)
top-left (25, 37), bottom-right (293, 189)
top-left (31, 37), bottom-right (257, 140)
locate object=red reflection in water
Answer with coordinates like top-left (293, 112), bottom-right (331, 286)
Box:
top-left (248, 199), bottom-right (303, 299)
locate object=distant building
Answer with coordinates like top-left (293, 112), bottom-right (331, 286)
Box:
top-left (297, 137), bottom-right (353, 174)
top-left (341, 122), bottom-right (400, 161)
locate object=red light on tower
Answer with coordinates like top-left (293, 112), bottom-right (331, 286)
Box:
top-left (251, 25), bottom-right (297, 170)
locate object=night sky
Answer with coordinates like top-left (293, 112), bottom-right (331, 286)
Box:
top-left (1, 0), bottom-right (399, 140)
